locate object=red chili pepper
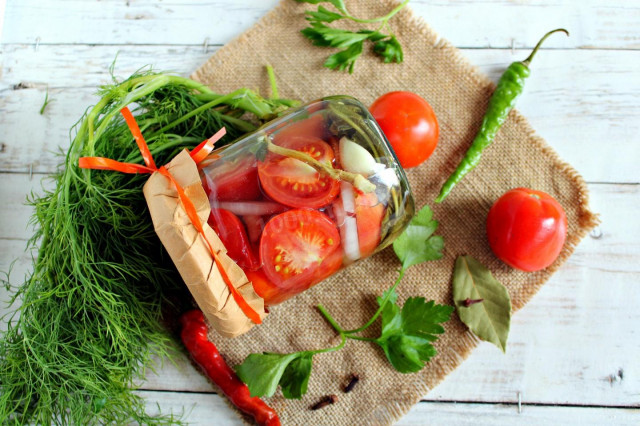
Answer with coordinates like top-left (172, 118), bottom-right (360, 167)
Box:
top-left (180, 310), bottom-right (281, 426)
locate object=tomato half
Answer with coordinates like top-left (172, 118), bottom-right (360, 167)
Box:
top-left (208, 208), bottom-right (260, 271)
top-left (370, 91), bottom-right (439, 169)
top-left (272, 113), bottom-right (327, 145)
top-left (258, 137), bottom-right (340, 208)
top-left (201, 154), bottom-right (261, 202)
top-left (244, 268), bottom-right (288, 306)
top-left (486, 188), bottom-right (568, 272)
top-left (259, 209), bottom-right (342, 294)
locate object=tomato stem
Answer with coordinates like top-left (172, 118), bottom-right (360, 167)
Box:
top-left (265, 139), bottom-right (376, 193)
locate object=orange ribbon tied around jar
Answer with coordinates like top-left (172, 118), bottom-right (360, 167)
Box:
top-left (79, 107), bottom-right (263, 326)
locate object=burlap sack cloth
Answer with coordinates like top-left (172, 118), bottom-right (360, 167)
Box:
top-left (191, 1), bottom-right (599, 424)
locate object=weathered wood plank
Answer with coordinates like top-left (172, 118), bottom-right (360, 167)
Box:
top-left (2, 174), bottom-right (638, 407)
top-left (398, 401), bottom-right (640, 425)
top-left (3, 0), bottom-right (638, 49)
top-left (1, 45), bottom-right (638, 183)
top-left (139, 389), bottom-right (640, 425)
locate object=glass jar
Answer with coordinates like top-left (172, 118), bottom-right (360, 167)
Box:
top-left (199, 96), bottom-right (414, 305)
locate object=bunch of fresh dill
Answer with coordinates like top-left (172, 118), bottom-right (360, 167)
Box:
top-left (0, 70), bottom-right (296, 424)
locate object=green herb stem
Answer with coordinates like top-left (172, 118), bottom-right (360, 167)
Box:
top-left (308, 333), bottom-right (347, 355)
top-left (343, 0), bottom-right (409, 25)
top-left (316, 304), bottom-right (344, 334)
top-left (266, 64), bottom-right (279, 99)
top-left (151, 89), bottom-right (247, 136)
top-left (343, 268), bottom-right (405, 334)
top-left (345, 335), bottom-right (377, 342)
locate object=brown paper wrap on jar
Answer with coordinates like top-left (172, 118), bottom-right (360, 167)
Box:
top-left (142, 150), bottom-right (267, 337)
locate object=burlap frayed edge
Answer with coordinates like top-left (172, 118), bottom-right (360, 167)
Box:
top-left (191, 1), bottom-right (600, 424)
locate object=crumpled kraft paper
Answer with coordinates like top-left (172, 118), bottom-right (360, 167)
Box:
top-left (143, 150), bottom-right (267, 337)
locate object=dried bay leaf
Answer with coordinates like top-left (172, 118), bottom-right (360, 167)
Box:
top-left (453, 256), bottom-right (512, 352)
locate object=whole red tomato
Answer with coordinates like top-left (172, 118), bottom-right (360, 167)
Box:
top-left (369, 91), bottom-right (439, 169)
top-left (487, 188), bottom-right (567, 272)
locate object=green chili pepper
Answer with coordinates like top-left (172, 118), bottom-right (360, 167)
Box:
top-left (435, 28), bottom-right (569, 203)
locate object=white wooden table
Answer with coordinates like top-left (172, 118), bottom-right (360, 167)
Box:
top-left (1, 1), bottom-right (638, 424)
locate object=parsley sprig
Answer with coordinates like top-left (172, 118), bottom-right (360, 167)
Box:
top-left (296, 0), bottom-right (409, 73)
top-left (235, 205), bottom-right (453, 399)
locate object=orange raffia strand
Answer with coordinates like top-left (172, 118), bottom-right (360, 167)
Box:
top-left (78, 157), bottom-right (155, 174)
top-left (120, 107), bottom-right (157, 170)
top-left (78, 107), bottom-right (262, 325)
top-left (190, 127), bottom-right (226, 164)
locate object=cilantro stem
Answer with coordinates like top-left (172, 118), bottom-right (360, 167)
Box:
top-left (345, 335), bottom-right (376, 342)
top-left (341, 0), bottom-right (409, 25)
top-left (309, 333), bottom-right (346, 355)
top-left (343, 268), bottom-right (406, 334)
top-left (316, 305), bottom-right (344, 334)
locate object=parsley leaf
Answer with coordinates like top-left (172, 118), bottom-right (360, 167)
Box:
top-left (373, 35), bottom-right (404, 63)
top-left (295, 0), bottom-right (409, 73)
top-left (302, 23), bottom-right (371, 48)
top-left (305, 5), bottom-right (345, 23)
top-left (279, 353), bottom-right (314, 398)
top-left (235, 352), bottom-right (312, 398)
top-left (393, 205), bottom-right (444, 270)
top-left (375, 297), bottom-right (454, 373)
top-left (296, 0), bottom-right (347, 13)
top-left (324, 41), bottom-right (364, 74)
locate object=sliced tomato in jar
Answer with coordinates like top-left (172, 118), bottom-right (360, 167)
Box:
top-left (245, 268), bottom-right (288, 306)
top-left (208, 208), bottom-right (260, 271)
top-left (259, 209), bottom-right (342, 294)
top-left (355, 192), bottom-right (384, 257)
top-left (258, 137), bottom-right (340, 208)
top-left (272, 113), bottom-right (327, 145)
top-left (202, 154), bottom-right (261, 202)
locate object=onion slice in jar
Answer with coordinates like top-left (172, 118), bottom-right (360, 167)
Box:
top-left (216, 201), bottom-right (288, 216)
top-left (335, 182), bottom-right (361, 263)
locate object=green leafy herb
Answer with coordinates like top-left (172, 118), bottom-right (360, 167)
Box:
top-left (324, 41), bottom-right (364, 73)
top-left (452, 255), bottom-right (512, 352)
top-left (0, 69), bottom-right (298, 424)
top-left (376, 295), bottom-right (454, 373)
top-left (305, 5), bottom-right (344, 23)
top-left (373, 35), bottom-right (404, 64)
top-left (301, 24), bottom-right (372, 48)
top-left (236, 352), bottom-right (303, 398)
top-left (236, 352), bottom-right (314, 399)
top-left (393, 204), bottom-right (444, 270)
top-left (296, 0), bottom-right (410, 73)
top-left (280, 354), bottom-right (314, 399)
top-left (236, 205), bottom-right (451, 398)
